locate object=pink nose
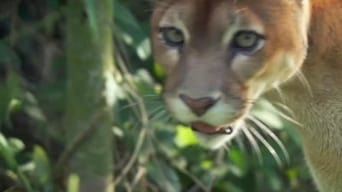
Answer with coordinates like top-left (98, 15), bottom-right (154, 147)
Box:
top-left (179, 94), bottom-right (220, 116)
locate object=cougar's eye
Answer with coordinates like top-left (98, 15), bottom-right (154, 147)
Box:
top-left (232, 31), bottom-right (264, 53)
top-left (159, 27), bottom-right (185, 48)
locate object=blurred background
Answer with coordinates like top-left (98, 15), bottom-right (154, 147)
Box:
top-left (0, 0), bottom-right (315, 191)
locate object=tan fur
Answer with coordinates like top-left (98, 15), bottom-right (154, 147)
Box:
top-left (151, 0), bottom-right (342, 191)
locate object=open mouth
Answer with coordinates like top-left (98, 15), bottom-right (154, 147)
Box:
top-left (191, 121), bottom-right (234, 135)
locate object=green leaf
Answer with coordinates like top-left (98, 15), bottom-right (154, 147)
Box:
top-left (0, 42), bottom-right (22, 125)
top-left (0, 134), bottom-right (34, 191)
top-left (67, 174), bottom-right (80, 192)
top-left (8, 138), bottom-right (25, 154)
top-left (286, 167), bottom-right (299, 187)
top-left (114, 0), bottom-right (150, 60)
top-left (4, 71), bottom-right (24, 125)
top-left (0, 133), bottom-right (17, 170)
top-left (175, 125), bottom-right (198, 148)
top-left (148, 161), bottom-right (182, 192)
top-left (154, 62), bottom-right (166, 80)
top-left (228, 148), bottom-right (249, 177)
top-left (114, 0), bottom-right (145, 45)
top-left (32, 146), bottom-right (52, 188)
top-left (265, 169), bottom-right (283, 191)
top-left (200, 159), bottom-right (213, 169)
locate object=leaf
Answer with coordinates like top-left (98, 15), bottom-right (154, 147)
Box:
top-left (0, 133), bottom-right (18, 171)
top-left (148, 161), bottom-right (182, 192)
top-left (153, 62), bottom-right (166, 80)
top-left (32, 146), bottom-right (52, 187)
top-left (0, 134), bottom-right (34, 191)
top-left (114, 0), bottom-right (151, 60)
top-left (286, 167), bottom-right (299, 187)
top-left (216, 182), bottom-right (244, 192)
top-left (67, 174), bottom-right (80, 192)
top-left (8, 138), bottom-right (25, 154)
top-left (4, 71), bottom-right (24, 125)
top-left (200, 159), bottom-right (213, 169)
top-left (0, 41), bottom-right (23, 125)
top-left (175, 125), bottom-right (198, 148)
top-left (265, 169), bottom-right (283, 191)
top-left (114, 0), bottom-right (145, 45)
top-left (228, 147), bottom-right (249, 177)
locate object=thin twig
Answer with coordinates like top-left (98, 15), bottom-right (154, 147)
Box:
top-left (113, 41), bottom-right (151, 186)
top-left (114, 128), bottom-right (147, 185)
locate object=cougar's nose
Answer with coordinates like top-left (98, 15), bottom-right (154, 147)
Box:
top-left (179, 94), bottom-right (220, 116)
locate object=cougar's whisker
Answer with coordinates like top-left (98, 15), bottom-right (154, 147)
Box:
top-left (241, 126), bottom-right (263, 164)
top-left (248, 116), bottom-right (289, 164)
top-left (248, 126), bottom-right (282, 167)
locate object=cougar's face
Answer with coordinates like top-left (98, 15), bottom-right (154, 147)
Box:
top-left (151, 0), bottom-right (310, 149)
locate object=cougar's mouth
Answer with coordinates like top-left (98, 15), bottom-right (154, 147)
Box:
top-left (191, 121), bottom-right (234, 135)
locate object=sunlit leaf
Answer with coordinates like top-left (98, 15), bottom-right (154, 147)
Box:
top-left (32, 146), bottom-right (52, 187)
top-left (67, 174), bottom-right (80, 192)
top-left (175, 125), bottom-right (198, 148)
top-left (286, 167), bottom-right (299, 187)
top-left (0, 133), bottom-right (17, 170)
top-left (25, 105), bottom-right (46, 122)
top-left (200, 160), bottom-right (213, 169)
top-left (8, 138), bottom-right (25, 154)
top-left (154, 62), bottom-right (166, 80)
top-left (114, 0), bottom-right (150, 60)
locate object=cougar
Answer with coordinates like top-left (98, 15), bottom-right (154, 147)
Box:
top-left (151, 0), bottom-right (342, 191)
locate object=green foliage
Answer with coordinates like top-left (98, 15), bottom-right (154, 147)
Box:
top-left (32, 146), bottom-right (53, 191)
top-left (0, 0), bottom-right (314, 192)
top-left (67, 174), bottom-right (80, 192)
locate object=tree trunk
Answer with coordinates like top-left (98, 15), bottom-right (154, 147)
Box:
top-left (65, 0), bottom-right (116, 191)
